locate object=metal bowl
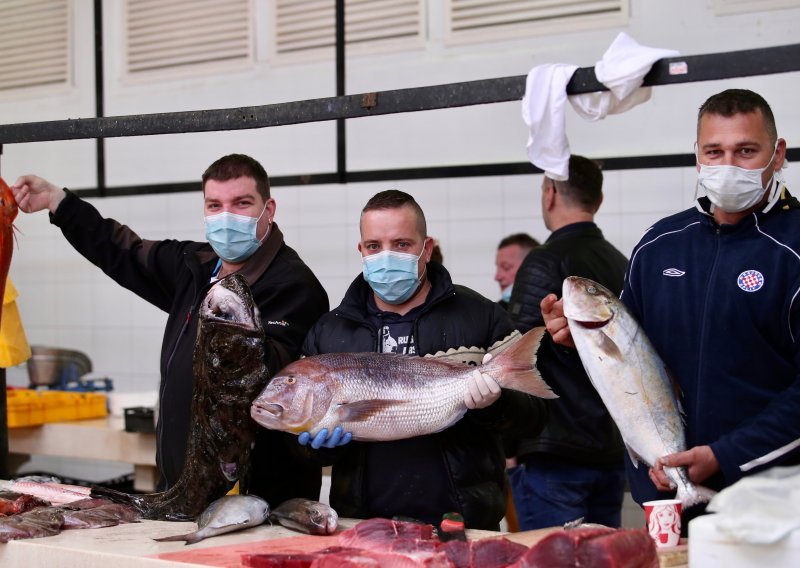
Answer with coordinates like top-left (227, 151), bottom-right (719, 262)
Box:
top-left (27, 346), bottom-right (92, 387)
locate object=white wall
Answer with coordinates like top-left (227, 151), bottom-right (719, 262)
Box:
top-left (3, 0), bottom-right (800, 393)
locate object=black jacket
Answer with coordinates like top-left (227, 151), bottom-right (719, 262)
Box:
top-left (302, 262), bottom-right (548, 529)
top-left (507, 222), bottom-right (628, 464)
top-left (52, 190), bottom-right (329, 504)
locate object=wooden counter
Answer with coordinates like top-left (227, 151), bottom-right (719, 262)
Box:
top-left (7, 416), bottom-right (158, 491)
top-left (0, 518), bottom-right (361, 568)
top-left (0, 517), bottom-right (687, 568)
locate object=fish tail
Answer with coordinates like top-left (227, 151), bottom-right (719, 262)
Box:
top-left (153, 533), bottom-right (191, 543)
top-left (676, 483), bottom-right (717, 508)
top-left (670, 467), bottom-right (717, 508)
top-left (90, 485), bottom-right (142, 509)
top-left (487, 326), bottom-right (558, 399)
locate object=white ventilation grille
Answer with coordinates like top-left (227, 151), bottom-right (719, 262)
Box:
top-left (714, 0), bottom-right (800, 15)
top-left (274, 0), bottom-right (422, 56)
top-left (446, 0), bottom-right (626, 40)
top-left (0, 0), bottom-right (70, 92)
top-left (126, 0), bottom-right (252, 74)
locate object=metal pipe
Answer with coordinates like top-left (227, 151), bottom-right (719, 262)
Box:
top-left (1, 43), bottom-right (798, 144)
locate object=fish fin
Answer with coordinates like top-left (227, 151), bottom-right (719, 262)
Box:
top-left (596, 330), bottom-right (624, 361)
top-left (486, 327), bottom-right (558, 399)
top-left (154, 532), bottom-right (192, 542)
top-left (626, 444), bottom-right (643, 468)
top-left (183, 533), bottom-right (207, 545)
top-left (336, 399), bottom-right (407, 422)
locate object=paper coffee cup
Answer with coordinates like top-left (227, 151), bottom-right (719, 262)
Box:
top-left (644, 498), bottom-right (682, 548)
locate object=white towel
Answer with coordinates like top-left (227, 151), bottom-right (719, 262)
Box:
top-left (522, 33), bottom-right (680, 180)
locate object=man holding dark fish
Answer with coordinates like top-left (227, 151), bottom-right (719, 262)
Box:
top-left (542, 89), bottom-right (800, 527)
top-left (291, 190), bottom-right (548, 529)
top-left (11, 154), bottom-right (329, 506)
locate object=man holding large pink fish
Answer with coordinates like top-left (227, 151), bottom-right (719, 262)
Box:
top-left (254, 189), bottom-right (550, 530)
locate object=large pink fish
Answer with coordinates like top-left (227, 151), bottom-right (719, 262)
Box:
top-left (251, 328), bottom-right (556, 442)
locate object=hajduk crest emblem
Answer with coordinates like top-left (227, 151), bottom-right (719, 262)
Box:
top-left (737, 270), bottom-right (764, 293)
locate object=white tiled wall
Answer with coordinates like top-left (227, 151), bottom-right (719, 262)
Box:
top-left (5, 165), bottom-right (691, 390)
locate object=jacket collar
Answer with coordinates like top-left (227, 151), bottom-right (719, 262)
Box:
top-left (695, 184), bottom-right (798, 230)
top-left (545, 221), bottom-right (600, 243)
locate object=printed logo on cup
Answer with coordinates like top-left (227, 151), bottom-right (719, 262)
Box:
top-left (644, 499), bottom-right (682, 548)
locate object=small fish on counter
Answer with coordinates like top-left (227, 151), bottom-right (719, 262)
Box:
top-left (0, 480), bottom-right (90, 505)
top-left (251, 327), bottom-right (555, 442)
top-left (154, 494), bottom-right (269, 545)
top-left (270, 498), bottom-right (338, 535)
top-left (91, 275), bottom-right (273, 521)
top-left (562, 276), bottom-right (716, 507)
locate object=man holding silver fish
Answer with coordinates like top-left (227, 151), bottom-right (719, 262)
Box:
top-left (542, 89), bottom-right (800, 527)
top-left (298, 190), bottom-right (548, 530)
top-left (11, 154), bottom-right (329, 506)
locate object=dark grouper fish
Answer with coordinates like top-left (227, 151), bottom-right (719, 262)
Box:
top-left (92, 274), bottom-right (271, 520)
top-left (251, 327), bottom-right (556, 442)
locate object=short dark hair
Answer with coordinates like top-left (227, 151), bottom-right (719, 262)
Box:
top-left (698, 89), bottom-right (777, 143)
top-left (202, 154), bottom-right (271, 201)
top-left (361, 189), bottom-right (427, 238)
top-left (551, 155), bottom-right (603, 212)
top-left (498, 233), bottom-right (539, 251)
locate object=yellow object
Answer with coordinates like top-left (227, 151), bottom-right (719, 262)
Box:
top-left (0, 278), bottom-right (31, 367)
top-left (6, 388), bottom-right (107, 428)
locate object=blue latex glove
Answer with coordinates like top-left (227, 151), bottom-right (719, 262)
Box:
top-left (298, 426), bottom-right (353, 449)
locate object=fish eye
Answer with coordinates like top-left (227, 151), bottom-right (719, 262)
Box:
top-left (587, 286), bottom-right (597, 295)
top-left (309, 509), bottom-right (323, 523)
top-left (285, 376), bottom-right (296, 385)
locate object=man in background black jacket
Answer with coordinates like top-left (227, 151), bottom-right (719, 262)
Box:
top-left (506, 155), bottom-right (628, 529)
top-left (301, 190), bottom-right (548, 530)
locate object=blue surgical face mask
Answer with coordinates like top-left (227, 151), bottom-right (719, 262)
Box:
top-left (362, 248), bottom-right (426, 305)
top-left (204, 204), bottom-right (268, 263)
top-left (500, 284), bottom-right (513, 303)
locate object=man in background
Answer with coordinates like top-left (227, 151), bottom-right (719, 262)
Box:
top-left (495, 233), bottom-right (539, 310)
top-left (507, 154), bottom-right (628, 529)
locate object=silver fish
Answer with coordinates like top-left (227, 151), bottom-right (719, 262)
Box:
top-left (271, 498), bottom-right (338, 535)
top-left (562, 276), bottom-right (714, 507)
top-left (153, 494), bottom-right (269, 545)
top-left (251, 327), bottom-right (556, 442)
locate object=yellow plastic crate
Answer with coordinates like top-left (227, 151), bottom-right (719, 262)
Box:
top-left (41, 391), bottom-right (79, 422)
top-left (6, 389), bottom-right (44, 428)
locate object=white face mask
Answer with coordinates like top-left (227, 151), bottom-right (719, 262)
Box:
top-left (696, 143), bottom-right (778, 213)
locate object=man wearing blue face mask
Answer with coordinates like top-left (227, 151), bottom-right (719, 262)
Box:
top-left (298, 190), bottom-right (548, 529)
top-left (541, 89), bottom-right (800, 532)
top-left (12, 154), bottom-right (329, 506)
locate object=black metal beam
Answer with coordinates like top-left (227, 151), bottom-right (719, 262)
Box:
top-left (94, 0), bottom-right (106, 196)
top-left (1, 43), bottom-right (799, 144)
top-left (66, 147), bottom-right (800, 198)
top-left (335, 0), bottom-right (346, 184)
